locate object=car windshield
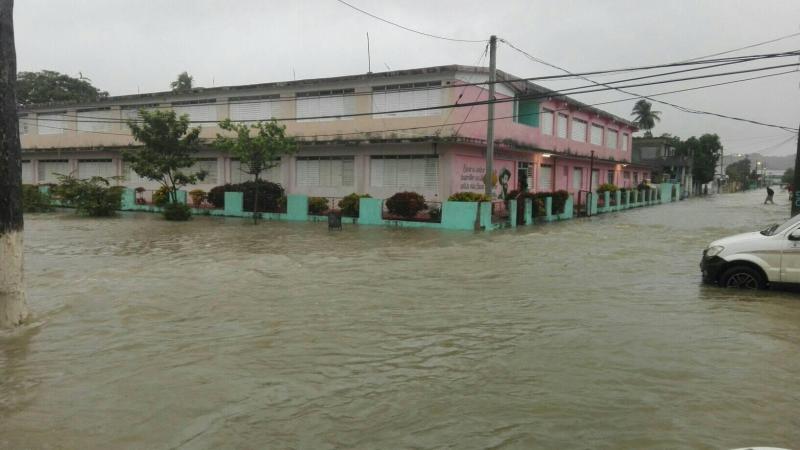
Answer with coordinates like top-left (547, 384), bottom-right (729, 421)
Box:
top-left (761, 215), bottom-right (800, 236)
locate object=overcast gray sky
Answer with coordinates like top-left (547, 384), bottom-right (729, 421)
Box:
top-left (14, 0), bottom-right (800, 155)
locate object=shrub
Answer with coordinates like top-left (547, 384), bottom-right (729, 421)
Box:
top-left (551, 190), bottom-right (569, 214)
top-left (338, 193), bottom-right (371, 217)
top-left (448, 191), bottom-right (491, 202)
top-left (386, 191), bottom-right (426, 218)
top-left (205, 180), bottom-right (285, 212)
top-left (597, 183), bottom-right (619, 193)
top-left (189, 189), bottom-right (207, 207)
top-left (152, 185), bottom-right (171, 206)
top-left (22, 185), bottom-right (53, 213)
top-left (163, 202), bottom-right (192, 221)
top-left (504, 190), bottom-right (546, 223)
top-left (428, 205), bottom-right (442, 222)
top-left (51, 175), bottom-right (124, 217)
top-left (308, 197), bottom-right (329, 215)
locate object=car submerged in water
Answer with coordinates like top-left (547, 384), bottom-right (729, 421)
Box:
top-left (701, 214), bottom-right (800, 290)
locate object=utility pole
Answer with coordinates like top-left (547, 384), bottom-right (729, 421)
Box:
top-left (792, 122), bottom-right (800, 216)
top-left (484, 35), bottom-right (497, 197)
top-left (719, 147), bottom-right (724, 194)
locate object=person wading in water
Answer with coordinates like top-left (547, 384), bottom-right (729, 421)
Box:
top-left (764, 186), bottom-right (775, 204)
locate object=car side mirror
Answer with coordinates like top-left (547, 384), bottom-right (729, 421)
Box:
top-left (789, 230), bottom-right (800, 241)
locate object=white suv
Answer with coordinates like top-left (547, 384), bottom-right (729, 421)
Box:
top-left (701, 214), bottom-right (800, 289)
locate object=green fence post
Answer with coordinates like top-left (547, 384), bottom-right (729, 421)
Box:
top-left (224, 192), bottom-right (244, 216)
top-left (524, 198), bottom-right (533, 225)
top-left (441, 201), bottom-right (480, 230)
top-left (545, 196), bottom-right (554, 222)
top-left (358, 197), bottom-right (383, 225)
top-left (509, 199), bottom-right (517, 228)
top-left (559, 195), bottom-right (573, 220)
top-left (286, 195), bottom-right (308, 221)
top-left (176, 190), bottom-right (188, 204)
top-left (590, 192), bottom-right (598, 215)
top-left (121, 188), bottom-right (136, 210)
top-left (479, 202), bottom-right (492, 230)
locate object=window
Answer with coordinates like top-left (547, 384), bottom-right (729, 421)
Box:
top-left (571, 118), bottom-right (587, 142)
top-left (634, 172), bottom-right (639, 184)
top-left (78, 159), bottom-right (115, 178)
top-left (38, 113), bottom-right (65, 135)
top-left (296, 156), bottom-right (355, 187)
top-left (622, 133), bottom-right (629, 151)
top-left (38, 159), bottom-right (69, 182)
top-left (572, 167), bottom-right (583, 191)
top-left (557, 113), bottom-right (568, 138)
top-left (538, 164), bottom-right (552, 191)
top-left (77, 108), bottom-right (115, 133)
top-left (229, 95), bottom-right (280, 123)
top-left (591, 169), bottom-right (599, 190)
top-left (21, 160), bottom-right (33, 183)
top-left (122, 104), bottom-right (159, 123)
top-left (540, 109), bottom-right (554, 135)
top-left (19, 115), bottom-right (30, 135)
top-left (372, 82), bottom-right (442, 118)
top-left (189, 158), bottom-right (218, 184)
top-left (124, 162), bottom-right (150, 184)
top-left (370, 155), bottom-right (438, 189)
top-left (513, 98), bottom-right (540, 127)
top-left (607, 129), bottom-right (618, 149)
top-left (173, 99), bottom-right (217, 124)
top-left (607, 170), bottom-right (614, 184)
top-left (230, 159), bottom-right (282, 184)
top-left (297, 89), bottom-right (356, 122)
top-left (518, 162), bottom-right (532, 191)
top-left (590, 124), bottom-right (603, 146)
top-left (623, 171), bottom-right (631, 187)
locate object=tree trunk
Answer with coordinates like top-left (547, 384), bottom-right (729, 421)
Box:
top-left (253, 174), bottom-right (259, 224)
top-left (0, 0), bottom-right (29, 328)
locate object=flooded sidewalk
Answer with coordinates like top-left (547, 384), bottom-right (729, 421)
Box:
top-left (2, 190), bottom-right (799, 449)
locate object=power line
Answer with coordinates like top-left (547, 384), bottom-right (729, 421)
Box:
top-left (333, 0), bottom-right (486, 43)
top-left (28, 61), bottom-right (799, 127)
top-left (684, 31), bottom-right (800, 62)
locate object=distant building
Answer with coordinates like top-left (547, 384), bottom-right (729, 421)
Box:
top-left (632, 136), bottom-right (693, 196)
top-left (19, 65), bottom-right (649, 200)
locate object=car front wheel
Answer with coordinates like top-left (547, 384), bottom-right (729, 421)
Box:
top-left (720, 265), bottom-right (766, 290)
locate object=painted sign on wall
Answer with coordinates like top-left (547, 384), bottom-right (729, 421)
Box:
top-left (452, 155), bottom-right (517, 198)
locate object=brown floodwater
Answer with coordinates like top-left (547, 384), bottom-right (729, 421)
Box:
top-left (1, 190), bottom-right (799, 449)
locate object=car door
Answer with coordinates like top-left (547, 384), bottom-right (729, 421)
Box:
top-left (781, 227), bottom-right (800, 283)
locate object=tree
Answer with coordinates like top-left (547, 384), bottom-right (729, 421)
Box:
top-left (124, 109), bottom-right (206, 220)
top-left (782, 168), bottom-right (794, 184)
top-left (16, 70), bottom-right (108, 105)
top-left (726, 158), bottom-right (752, 186)
top-left (682, 134), bottom-right (722, 191)
top-left (0, 0), bottom-right (29, 328)
top-left (170, 71), bottom-right (193, 93)
top-left (631, 99), bottom-right (661, 137)
top-left (214, 119), bottom-right (296, 223)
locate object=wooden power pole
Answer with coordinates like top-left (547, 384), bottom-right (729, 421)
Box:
top-left (792, 122), bottom-right (800, 216)
top-left (484, 35), bottom-right (496, 197)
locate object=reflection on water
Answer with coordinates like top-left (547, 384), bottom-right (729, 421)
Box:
top-left (2, 190), bottom-right (800, 449)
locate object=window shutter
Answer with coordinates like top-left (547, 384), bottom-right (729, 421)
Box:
top-left (424, 157), bottom-right (439, 188)
top-left (538, 165), bottom-right (552, 190)
top-left (572, 168), bottom-right (583, 191)
top-left (370, 158), bottom-right (384, 187)
top-left (38, 113), bottom-right (64, 135)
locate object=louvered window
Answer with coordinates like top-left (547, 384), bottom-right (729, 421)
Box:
top-left (38, 159), bottom-right (69, 182)
top-left (21, 160), bottom-right (33, 183)
top-left (19, 115), bottom-right (31, 135)
top-left (78, 159), bottom-right (115, 178)
top-left (607, 129), bottom-right (618, 149)
top-left (590, 124), bottom-right (603, 145)
top-left (622, 133), bottom-right (629, 151)
top-left (372, 81), bottom-right (442, 118)
top-left (123, 162), bottom-right (150, 184)
top-left (230, 159), bottom-right (282, 184)
top-left (541, 110), bottom-right (554, 135)
top-left (571, 119), bottom-right (587, 142)
top-left (295, 156), bottom-right (355, 186)
top-left (189, 158), bottom-right (218, 184)
top-left (38, 113), bottom-right (65, 135)
top-left (572, 167), bottom-right (583, 191)
top-left (77, 109), bottom-right (115, 133)
top-left (173, 99), bottom-right (217, 124)
top-left (557, 113), bottom-right (568, 138)
top-left (229, 95), bottom-right (280, 123)
top-left (369, 155), bottom-right (438, 189)
top-left (538, 165), bottom-right (552, 191)
top-left (121, 104), bottom-right (159, 124)
top-left (296, 89), bottom-right (356, 122)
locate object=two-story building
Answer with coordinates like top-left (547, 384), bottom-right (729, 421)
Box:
top-left (19, 65), bottom-right (649, 201)
top-left (632, 136), bottom-right (693, 196)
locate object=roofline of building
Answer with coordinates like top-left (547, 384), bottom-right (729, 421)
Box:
top-left (18, 64), bottom-right (637, 128)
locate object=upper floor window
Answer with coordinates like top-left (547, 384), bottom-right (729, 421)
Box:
top-left (571, 118), bottom-right (587, 142)
top-left (512, 98), bottom-right (540, 127)
top-left (19, 115), bottom-right (30, 135)
top-left (121, 104), bottom-right (159, 124)
top-left (173, 99), bottom-right (217, 125)
top-left (37, 112), bottom-right (65, 135)
top-left (77, 108), bottom-right (115, 133)
top-left (229, 94), bottom-right (280, 124)
top-left (557, 113), bottom-right (568, 138)
top-left (622, 133), bottom-right (629, 151)
top-left (590, 124), bottom-right (603, 146)
top-left (607, 129), bottom-right (618, 149)
top-left (372, 82), bottom-right (442, 118)
top-left (297, 89), bottom-right (356, 122)
top-left (540, 109), bottom-right (554, 135)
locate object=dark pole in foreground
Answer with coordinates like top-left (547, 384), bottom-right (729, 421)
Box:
top-left (0, 0), bottom-right (29, 328)
top-left (792, 122), bottom-right (800, 217)
top-left (484, 35), bottom-right (496, 197)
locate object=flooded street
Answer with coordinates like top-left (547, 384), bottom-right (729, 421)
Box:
top-left (2, 190), bottom-right (800, 449)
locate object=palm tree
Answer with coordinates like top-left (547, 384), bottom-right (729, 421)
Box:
top-left (631, 99), bottom-right (661, 137)
top-left (0, 0), bottom-right (29, 328)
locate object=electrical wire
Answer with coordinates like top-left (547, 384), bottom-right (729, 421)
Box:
top-left (684, 31), bottom-right (800, 62)
top-left (333, 0), bottom-right (486, 43)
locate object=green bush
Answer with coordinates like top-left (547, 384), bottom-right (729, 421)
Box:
top-left (163, 202), bottom-right (192, 221)
top-left (52, 175), bottom-right (124, 217)
top-left (152, 185), bottom-right (171, 206)
top-left (551, 190), bottom-right (569, 214)
top-left (22, 185), bottom-right (53, 212)
top-left (597, 183), bottom-right (619, 193)
top-left (448, 191), bottom-right (491, 202)
top-left (338, 193), bottom-right (371, 217)
top-left (428, 205), bottom-right (442, 222)
top-left (206, 181), bottom-right (285, 212)
top-left (308, 197), bottom-right (329, 215)
top-left (386, 191), bottom-right (426, 218)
